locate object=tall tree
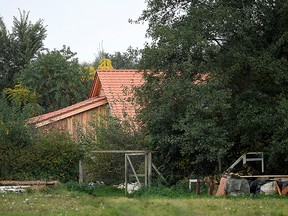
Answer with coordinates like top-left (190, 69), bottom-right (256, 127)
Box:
top-left (18, 46), bottom-right (91, 113)
top-left (0, 10), bottom-right (47, 91)
top-left (135, 0), bottom-right (288, 182)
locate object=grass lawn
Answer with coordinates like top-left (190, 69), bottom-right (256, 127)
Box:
top-left (0, 185), bottom-right (287, 216)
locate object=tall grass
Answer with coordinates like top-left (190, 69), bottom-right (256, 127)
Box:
top-left (0, 184), bottom-right (287, 216)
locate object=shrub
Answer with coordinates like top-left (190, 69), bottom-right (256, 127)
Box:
top-left (78, 114), bottom-right (149, 185)
top-left (0, 130), bottom-right (83, 182)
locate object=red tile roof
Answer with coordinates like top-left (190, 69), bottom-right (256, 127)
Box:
top-left (89, 69), bottom-right (144, 119)
top-left (30, 69), bottom-right (144, 128)
top-left (29, 96), bottom-right (108, 127)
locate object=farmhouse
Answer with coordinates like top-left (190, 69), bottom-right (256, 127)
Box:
top-left (29, 69), bottom-right (143, 138)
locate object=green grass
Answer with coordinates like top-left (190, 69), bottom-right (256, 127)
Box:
top-left (0, 184), bottom-right (287, 216)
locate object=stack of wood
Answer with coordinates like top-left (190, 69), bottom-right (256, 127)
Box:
top-left (0, 180), bottom-right (58, 193)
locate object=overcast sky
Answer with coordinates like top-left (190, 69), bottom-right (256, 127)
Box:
top-left (0, 0), bottom-right (149, 63)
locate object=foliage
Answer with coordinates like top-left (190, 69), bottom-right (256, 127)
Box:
top-left (98, 58), bottom-right (113, 69)
top-left (88, 114), bottom-right (147, 150)
top-left (17, 46), bottom-right (91, 112)
top-left (65, 182), bottom-right (97, 195)
top-left (0, 94), bottom-right (82, 182)
top-left (0, 95), bottom-right (33, 147)
top-left (4, 84), bottom-right (44, 115)
top-left (0, 130), bottom-right (83, 182)
top-left (4, 84), bottom-right (37, 106)
top-left (78, 114), bottom-right (148, 185)
top-left (82, 65), bottom-right (96, 80)
top-left (0, 10), bottom-right (47, 91)
top-left (93, 46), bottom-right (141, 69)
top-left (135, 0), bottom-right (288, 182)
top-left (108, 47), bottom-right (141, 69)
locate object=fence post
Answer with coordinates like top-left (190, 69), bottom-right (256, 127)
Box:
top-left (79, 160), bottom-right (84, 183)
top-left (147, 151), bottom-right (152, 187)
top-left (125, 154), bottom-right (128, 197)
top-left (196, 179), bottom-right (200, 195)
top-left (209, 178), bottom-right (214, 195)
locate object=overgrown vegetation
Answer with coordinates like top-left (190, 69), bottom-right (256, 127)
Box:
top-left (135, 0), bottom-right (288, 183)
top-left (1, 1), bottom-right (288, 189)
top-left (0, 130), bottom-right (82, 182)
top-left (0, 96), bottom-right (82, 182)
top-left (77, 114), bottom-right (149, 185)
top-left (0, 185), bottom-right (287, 216)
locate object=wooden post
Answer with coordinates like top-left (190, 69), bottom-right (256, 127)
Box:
top-left (218, 157), bottom-right (222, 173)
top-left (79, 160), bottom-right (84, 183)
top-left (145, 153), bottom-right (148, 187)
top-left (243, 154), bottom-right (247, 165)
top-left (196, 179), bottom-right (200, 195)
top-left (209, 179), bottom-right (214, 195)
top-left (147, 152), bottom-right (152, 187)
top-left (125, 154), bottom-right (128, 197)
top-left (261, 153), bottom-right (264, 173)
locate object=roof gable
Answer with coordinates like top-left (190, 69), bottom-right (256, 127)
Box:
top-left (89, 69), bottom-right (144, 119)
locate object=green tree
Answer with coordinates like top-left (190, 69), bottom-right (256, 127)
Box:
top-left (0, 10), bottom-right (47, 91)
top-left (108, 47), bottom-right (141, 69)
top-left (135, 0), bottom-right (288, 182)
top-left (18, 46), bottom-right (91, 112)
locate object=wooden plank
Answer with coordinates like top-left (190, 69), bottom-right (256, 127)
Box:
top-left (0, 180), bottom-right (58, 186)
top-left (245, 158), bottom-right (263, 161)
top-left (129, 174), bottom-right (146, 177)
top-left (35, 99), bottom-right (108, 127)
top-left (92, 150), bottom-right (150, 154)
top-left (125, 154), bottom-right (128, 197)
top-left (145, 153), bottom-right (148, 187)
top-left (228, 154), bottom-right (244, 170)
top-left (152, 163), bottom-right (169, 185)
top-left (240, 175), bottom-right (288, 178)
top-left (126, 155), bottom-right (141, 186)
top-left (148, 152), bottom-right (152, 187)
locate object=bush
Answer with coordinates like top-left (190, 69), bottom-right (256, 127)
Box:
top-left (0, 130), bottom-right (83, 182)
top-left (65, 181), bottom-right (97, 195)
top-left (0, 97), bottom-right (32, 147)
top-left (78, 114), bottom-right (149, 185)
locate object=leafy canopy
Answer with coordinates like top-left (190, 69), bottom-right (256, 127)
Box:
top-left (135, 0), bottom-right (288, 182)
top-left (18, 46), bottom-right (91, 112)
top-left (0, 10), bottom-right (47, 90)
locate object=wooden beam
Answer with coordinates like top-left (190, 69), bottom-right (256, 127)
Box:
top-left (152, 163), bottom-right (169, 185)
top-left (35, 98), bottom-right (108, 127)
top-left (92, 150), bottom-right (151, 154)
top-left (126, 155), bottom-right (141, 186)
top-left (0, 180), bottom-right (58, 186)
top-left (240, 175), bottom-right (288, 178)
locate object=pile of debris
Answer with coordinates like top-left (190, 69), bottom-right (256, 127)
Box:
top-left (114, 182), bottom-right (141, 194)
top-left (215, 165), bottom-right (288, 196)
top-left (0, 180), bottom-right (58, 193)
